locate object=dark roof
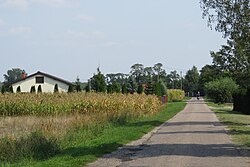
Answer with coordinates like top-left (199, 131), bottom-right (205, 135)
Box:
top-left (11, 71), bottom-right (73, 86)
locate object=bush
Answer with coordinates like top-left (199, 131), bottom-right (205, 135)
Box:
top-left (0, 132), bottom-right (60, 163)
top-left (233, 88), bottom-right (250, 115)
top-left (205, 77), bottom-right (239, 103)
top-left (68, 85), bottom-right (74, 93)
top-left (168, 89), bottom-right (185, 102)
top-left (137, 84), bottom-right (144, 94)
top-left (154, 81), bottom-right (167, 96)
top-left (1, 85), bottom-right (6, 94)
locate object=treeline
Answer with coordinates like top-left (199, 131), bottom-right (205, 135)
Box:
top-left (74, 63), bottom-right (201, 97)
top-left (200, 0), bottom-right (250, 114)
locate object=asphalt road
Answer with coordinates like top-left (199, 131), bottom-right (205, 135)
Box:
top-left (87, 98), bottom-right (250, 167)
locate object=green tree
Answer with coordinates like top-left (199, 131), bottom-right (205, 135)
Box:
top-left (90, 68), bottom-right (107, 93)
top-left (68, 84), bottom-right (74, 93)
top-left (1, 85), bottom-right (6, 94)
top-left (200, 0), bottom-right (250, 88)
top-left (4, 68), bottom-right (27, 85)
top-left (54, 84), bottom-right (59, 93)
top-left (137, 84), bottom-right (144, 94)
top-left (130, 63), bottom-right (145, 84)
top-left (122, 83), bottom-right (128, 94)
top-left (184, 66), bottom-right (200, 96)
top-left (75, 76), bottom-right (81, 92)
top-left (199, 65), bottom-right (223, 96)
top-left (205, 77), bottom-right (239, 103)
top-left (9, 86), bottom-right (13, 93)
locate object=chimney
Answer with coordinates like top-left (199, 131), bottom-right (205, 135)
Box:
top-left (21, 71), bottom-right (27, 79)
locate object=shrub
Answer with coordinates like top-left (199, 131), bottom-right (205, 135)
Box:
top-left (205, 77), bottom-right (239, 103)
top-left (9, 86), bottom-right (13, 93)
top-left (137, 84), bottom-right (144, 94)
top-left (122, 83), bottom-right (128, 94)
top-left (233, 88), bottom-right (250, 115)
top-left (154, 81), bottom-right (167, 96)
top-left (1, 85), bottom-right (6, 94)
top-left (0, 132), bottom-right (60, 163)
top-left (168, 89), bottom-right (185, 102)
top-left (68, 85), bottom-right (74, 93)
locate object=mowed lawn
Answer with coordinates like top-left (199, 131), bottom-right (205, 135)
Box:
top-left (208, 103), bottom-right (250, 148)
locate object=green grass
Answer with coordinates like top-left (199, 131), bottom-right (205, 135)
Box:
top-left (3, 101), bottom-right (186, 167)
top-left (207, 102), bottom-right (250, 148)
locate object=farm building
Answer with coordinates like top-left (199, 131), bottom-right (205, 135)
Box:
top-left (11, 71), bottom-right (73, 93)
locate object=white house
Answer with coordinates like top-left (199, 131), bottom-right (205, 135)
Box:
top-left (11, 71), bottom-right (73, 93)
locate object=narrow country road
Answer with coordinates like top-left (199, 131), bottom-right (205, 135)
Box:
top-left (87, 98), bottom-right (250, 167)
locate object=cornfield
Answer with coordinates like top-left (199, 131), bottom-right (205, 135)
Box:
top-left (0, 93), bottom-right (161, 116)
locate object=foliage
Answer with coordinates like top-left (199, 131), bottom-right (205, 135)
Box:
top-left (90, 68), bottom-right (107, 93)
top-left (9, 86), bottom-right (13, 93)
top-left (199, 64), bottom-right (223, 96)
top-left (233, 89), bottom-right (250, 114)
top-left (16, 86), bottom-right (21, 93)
top-left (75, 76), bottom-right (81, 92)
top-left (121, 83), bottom-right (128, 94)
top-left (205, 77), bottom-right (239, 103)
top-left (0, 132), bottom-right (60, 163)
top-left (200, 0), bottom-right (250, 88)
top-left (184, 66), bottom-right (200, 95)
top-left (137, 84), bottom-right (144, 94)
top-left (168, 89), bottom-right (185, 102)
top-left (3, 68), bottom-right (27, 85)
top-left (144, 81), bottom-right (154, 95)
top-left (68, 85), bottom-right (74, 93)
top-left (154, 81), bottom-right (167, 96)
top-left (54, 84), bottom-right (59, 93)
top-left (30, 86), bottom-right (36, 93)
top-left (1, 85), bottom-right (6, 94)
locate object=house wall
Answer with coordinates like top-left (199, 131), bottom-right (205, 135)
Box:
top-left (12, 75), bottom-right (69, 93)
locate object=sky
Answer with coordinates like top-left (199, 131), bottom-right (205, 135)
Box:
top-left (0, 0), bottom-right (226, 82)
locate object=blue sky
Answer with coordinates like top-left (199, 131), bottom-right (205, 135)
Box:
top-left (0, 0), bottom-right (225, 82)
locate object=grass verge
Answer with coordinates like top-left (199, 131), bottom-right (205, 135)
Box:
top-left (207, 102), bottom-right (250, 148)
top-left (2, 101), bottom-right (186, 167)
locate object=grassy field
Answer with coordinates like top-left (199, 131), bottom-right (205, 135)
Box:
top-left (0, 93), bottom-right (186, 167)
top-left (207, 102), bottom-right (250, 148)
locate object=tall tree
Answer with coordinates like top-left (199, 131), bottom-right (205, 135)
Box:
top-left (130, 63), bottom-right (144, 84)
top-left (200, 0), bottom-right (250, 88)
top-left (90, 68), bottom-right (107, 93)
top-left (4, 68), bottom-right (27, 85)
top-left (184, 66), bottom-right (200, 96)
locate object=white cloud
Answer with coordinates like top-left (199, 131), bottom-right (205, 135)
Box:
top-left (74, 14), bottom-right (96, 22)
top-left (65, 30), bottom-right (105, 40)
top-left (3, 0), bottom-right (29, 10)
top-left (0, 19), bottom-right (6, 27)
top-left (9, 26), bottom-right (32, 34)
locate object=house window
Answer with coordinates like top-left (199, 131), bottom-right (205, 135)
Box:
top-left (36, 77), bottom-right (44, 84)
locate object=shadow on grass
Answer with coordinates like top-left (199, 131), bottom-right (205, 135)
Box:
top-left (59, 142), bottom-right (122, 158)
